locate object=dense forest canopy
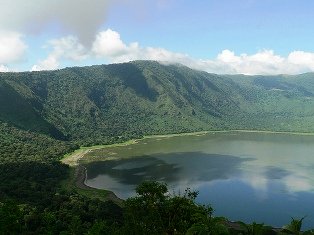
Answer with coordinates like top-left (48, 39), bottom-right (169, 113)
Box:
top-left (1, 61), bottom-right (314, 233)
top-left (1, 60), bottom-right (314, 145)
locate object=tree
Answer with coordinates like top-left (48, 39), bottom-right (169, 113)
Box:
top-left (238, 221), bottom-right (275, 235)
top-left (0, 201), bottom-right (23, 234)
top-left (123, 181), bottom-right (221, 235)
top-left (282, 217), bottom-right (305, 235)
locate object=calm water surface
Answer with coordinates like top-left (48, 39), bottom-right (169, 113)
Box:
top-left (84, 132), bottom-right (314, 228)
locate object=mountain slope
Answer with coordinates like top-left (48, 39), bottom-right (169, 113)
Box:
top-left (1, 60), bottom-right (314, 146)
top-left (1, 61), bottom-right (314, 233)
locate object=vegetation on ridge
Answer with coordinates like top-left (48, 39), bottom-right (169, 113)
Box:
top-left (1, 61), bottom-right (314, 145)
top-left (1, 61), bottom-right (314, 233)
top-left (1, 180), bottom-right (313, 234)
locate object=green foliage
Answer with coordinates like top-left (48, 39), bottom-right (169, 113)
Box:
top-left (121, 181), bottom-right (228, 235)
top-left (0, 201), bottom-right (23, 235)
top-left (0, 121), bottom-right (77, 164)
top-left (304, 229), bottom-right (314, 235)
top-left (2, 61), bottom-right (314, 146)
top-left (238, 221), bottom-right (275, 235)
top-left (1, 61), bottom-right (314, 234)
top-left (281, 217), bottom-right (306, 235)
top-left (186, 216), bottom-right (230, 235)
top-left (0, 193), bottom-right (123, 234)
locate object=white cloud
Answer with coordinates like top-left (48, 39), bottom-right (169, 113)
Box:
top-left (217, 50), bottom-right (242, 63)
top-left (202, 50), bottom-right (288, 75)
top-left (210, 50), bottom-right (314, 75)
top-left (90, 29), bottom-right (314, 75)
top-left (32, 36), bottom-right (87, 71)
top-left (92, 29), bottom-right (190, 63)
top-left (92, 29), bottom-right (129, 58)
top-left (0, 0), bottom-right (115, 45)
top-left (31, 29), bottom-right (314, 75)
top-left (1, 1), bottom-right (314, 75)
top-left (283, 175), bottom-right (313, 193)
top-left (31, 56), bottom-right (59, 72)
top-left (0, 31), bottom-right (27, 64)
top-left (288, 51), bottom-right (314, 70)
top-left (0, 65), bottom-right (9, 72)
top-left (49, 36), bottom-right (87, 61)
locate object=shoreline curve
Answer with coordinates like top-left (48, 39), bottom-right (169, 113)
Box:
top-left (75, 165), bottom-right (124, 203)
top-left (61, 128), bottom-right (314, 203)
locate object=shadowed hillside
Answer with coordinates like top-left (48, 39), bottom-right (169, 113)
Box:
top-left (1, 61), bottom-right (314, 234)
top-left (1, 61), bottom-right (314, 146)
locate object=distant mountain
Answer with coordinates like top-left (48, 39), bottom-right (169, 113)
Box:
top-left (1, 60), bottom-right (314, 146)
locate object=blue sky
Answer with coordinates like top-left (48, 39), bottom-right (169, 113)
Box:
top-left (106, 0), bottom-right (314, 56)
top-left (1, 0), bottom-right (314, 74)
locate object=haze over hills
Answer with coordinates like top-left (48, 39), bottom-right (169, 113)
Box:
top-left (1, 60), bottom-right (314, 147)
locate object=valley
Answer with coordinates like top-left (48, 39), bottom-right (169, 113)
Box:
top-left (1, 61), bottom-right (314, 233)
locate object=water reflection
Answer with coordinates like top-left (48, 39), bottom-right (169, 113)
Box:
top-left (85, 152), bottom-right (253, 197)
top-left (86, 152), bottom-right (314, 198)
top-left (84, 132), bottom-right (314, 228)
top-left (86, 156), bottom-right (181, 185)
top-left (264, 166), bottom-right (291, 179)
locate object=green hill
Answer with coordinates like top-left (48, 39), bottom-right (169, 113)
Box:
top-left (1, 60), bottom-right (314, 147)
top-left (1, 60), bottom-right (314, 233)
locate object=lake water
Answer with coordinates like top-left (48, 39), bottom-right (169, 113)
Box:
top-left (83, 132), bottom-right (314, 228)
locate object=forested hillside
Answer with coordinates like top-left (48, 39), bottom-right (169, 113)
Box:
top-left (1, 61), bottom-right (314, 233)
top-left (1, 60), bottom-right (314, 146)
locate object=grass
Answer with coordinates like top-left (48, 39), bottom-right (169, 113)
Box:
top-left (61, 139), bottom-right (139, 166)
top-left (210, 129), bottom-right (314, 136)
top-left (61, 128), bottom-right (314, 166)
top-left (143, 131), bottom-right (209, 139)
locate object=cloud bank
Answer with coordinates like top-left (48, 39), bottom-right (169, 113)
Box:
top-left (0, 31), bottom-right (27, 64)
top-left (31, 29), bottom-right (314, 75)
top-left (92, 29), bottom-right (190, 63)
top-left (32, 36), bottom-right (87, 71)
top-left (1, 1), bottom-right (314, 75)
top-left (0, 65), bottom-right (9, 72)
top-left (0, 0), bottom-right (112, 45)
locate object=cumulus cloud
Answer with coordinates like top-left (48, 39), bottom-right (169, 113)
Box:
top-left (0, 65), bottom-right (9, 72)
top-left (288, 51), bottom-right (314, 70)
top-left (0, 31), bottom-right (27, 64)
top-left (202, 50), bottom-right (314, 75)
top-left (92, 29), bottom-right (190, 63)
top-left (0, 0), bottom-right (114, 45)
top-left (31, 29), bottom-right (314, 75)
top-left (32, 36), bottom-right (87, 71)
top-left (198, 50), bottom-right (288, 75)
top-left (92, 29), bottom-right (130, 58)
top-left (2, 1), bottom-right (314, 75)
top-left (90, 29), bottom-right (314, 75)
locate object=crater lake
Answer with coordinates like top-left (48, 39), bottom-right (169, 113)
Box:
top-left (82, 131), bottom-right (314, 228)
